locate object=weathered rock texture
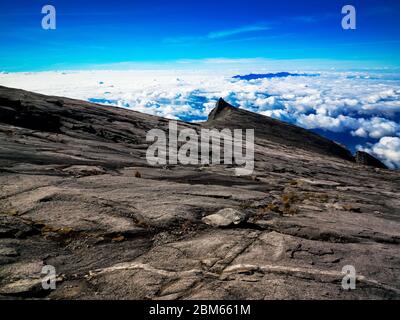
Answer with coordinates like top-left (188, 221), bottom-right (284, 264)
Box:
top-left (355, 151), bottom-right (388, 169)
top-left (0, 86), bottom-right (399, 300)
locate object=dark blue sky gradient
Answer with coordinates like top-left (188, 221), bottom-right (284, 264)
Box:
top-left (0, 0), bottom-right (400, 71)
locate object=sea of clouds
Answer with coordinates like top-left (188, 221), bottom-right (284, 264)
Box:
top-left (0, 69), bottom-right (399, 168)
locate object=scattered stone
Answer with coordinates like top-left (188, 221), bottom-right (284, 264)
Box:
top-left (112, 235), bottom-right (125, 242)
top-left (134, 170), bottom-right (142, 178)
top-left (202, 208), bottom-right (247, 227)
top-left (62, 165), bottom-right (106, 177)
top-left (343, 203), bottom-right (362, 213)
top-left (0, 246), bottom-right (19, 257)
top-left (0, 278), bottom-right (43, 296)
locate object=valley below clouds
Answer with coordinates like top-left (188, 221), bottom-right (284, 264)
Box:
top-left (1, 69), bottom-right (399, 168)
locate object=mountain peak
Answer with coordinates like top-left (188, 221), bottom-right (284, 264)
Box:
top-left (205, 96), bottom-right (354, 161)
top-left (207, 98), bottom-right (236, 121)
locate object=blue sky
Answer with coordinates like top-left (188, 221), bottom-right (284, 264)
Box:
top-left (1, 0), bottom-right (400, 71)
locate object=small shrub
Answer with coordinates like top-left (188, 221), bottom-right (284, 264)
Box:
top-left (112, 235), bottom-right (125, 242)
top-left (239, 201), bottom-right (254, 209)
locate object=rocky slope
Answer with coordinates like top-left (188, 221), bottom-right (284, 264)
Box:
top-left (0, 85), bottom-right (399, 299)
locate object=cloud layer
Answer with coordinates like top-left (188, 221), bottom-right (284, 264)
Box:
top-left (0, 69), bottom-right (399, 168)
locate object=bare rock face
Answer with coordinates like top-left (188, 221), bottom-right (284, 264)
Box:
top-left (355, 151), bottom-right (388, 169)
top-left (0, 85), bottom-right (399, 300)
top-left (62, 165), bottom-right (107, 177)
top-left (205, 98), bottom-right (354, 161)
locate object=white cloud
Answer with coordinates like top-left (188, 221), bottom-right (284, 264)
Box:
top-left (164, 24), bottom-right (271, 44)
top-left (352, 127), bottom-right (368, 138)
top-left (297, 114), bottom-right (359, 132)
top-left (0, 69), bottom-right (399, 167)
top-left (207, 25), bottom-right (271, 39)
top-left (357, 117), bottom-right (400, 139)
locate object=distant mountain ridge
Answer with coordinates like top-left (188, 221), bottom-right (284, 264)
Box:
top-left (233, 72), bottom-right (320, 80)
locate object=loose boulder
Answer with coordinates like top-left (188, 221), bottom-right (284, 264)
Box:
top-left (202, 208), bottom-right (246, 227)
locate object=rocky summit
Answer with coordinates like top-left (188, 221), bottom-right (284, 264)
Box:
top-left (0, 85), bottom-right (399, 300)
